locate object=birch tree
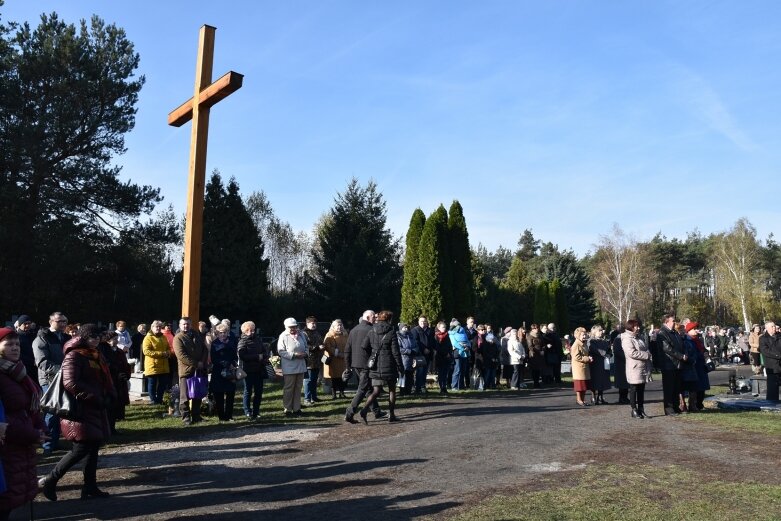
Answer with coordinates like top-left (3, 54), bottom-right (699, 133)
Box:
top-left (591, 224), bottom-right (650, 324)
top-left (709, 218), bottom-right (762, 331)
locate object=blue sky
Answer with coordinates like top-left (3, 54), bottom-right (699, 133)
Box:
top-left (5, 1), bottom-right (780, 255)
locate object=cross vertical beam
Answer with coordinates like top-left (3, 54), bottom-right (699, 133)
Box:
top-left (170, 25), bottom-right (243, 322)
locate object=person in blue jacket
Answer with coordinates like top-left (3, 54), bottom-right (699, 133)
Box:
top-left (448, 319), bottom-right (470, 391)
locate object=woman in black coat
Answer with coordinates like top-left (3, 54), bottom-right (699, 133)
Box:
top-left (359, 310), bottom-right (403, 423)
top-left (587, 325), bottom-right (612, 404)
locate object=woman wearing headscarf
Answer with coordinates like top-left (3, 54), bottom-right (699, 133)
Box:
top-left (448, 319), bottom-right (470, 391)
top-left (526, 324), bottom-right (546, 388)
top-left (621, 320), bottom-right (652, 419)
top-left (397, 322), bottom-right (417, 396)
top-left (683, 322), bottom-right (710, 411)
top-left (39, 324), bottom-right (116, 501)
top-left (323, 319), bottom-right (348, 399)
top-left (360, 310), bottom-right (404, 422)
top-left (570, 327), bottom-right (592, 406)
top-left (0, 328), bottom-right (46, 520)
top-left (587, 325), bottom-right (612, 404)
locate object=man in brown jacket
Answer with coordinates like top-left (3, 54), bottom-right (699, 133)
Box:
top-left (174, 317), bottom-right (208, 424)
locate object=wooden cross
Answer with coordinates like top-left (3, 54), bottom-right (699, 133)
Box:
top-left (168, 25), bottom-right (243, 322)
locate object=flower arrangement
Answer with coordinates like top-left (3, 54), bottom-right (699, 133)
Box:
top-left (269, 355), bottom-right (281, 369)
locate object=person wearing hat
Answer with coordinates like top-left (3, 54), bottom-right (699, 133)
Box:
top-left (39, 324), bottom-right (116, 501)
top-left (13, 315), bottom-right (37, 387)
top-left (682, 321), bottom-right (710, 411)
top-left (0, 327), bottom-right (47, 518)
top-left (277, 318), bottom-right (307, 416)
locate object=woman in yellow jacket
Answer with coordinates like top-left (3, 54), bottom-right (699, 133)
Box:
top-left (142, 320), bottom-right (171, 405)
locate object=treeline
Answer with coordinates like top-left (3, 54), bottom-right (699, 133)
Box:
top-left (1, 11), bottom-right (778, 335)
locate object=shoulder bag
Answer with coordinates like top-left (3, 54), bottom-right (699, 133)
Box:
top-left (40, 370), bottom-right (81, 420)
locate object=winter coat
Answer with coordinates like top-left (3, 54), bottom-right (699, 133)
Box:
top-left (142, 332), bottom-right (170, 376)
top-left (587, 338), bottom-right (612, 391)
top-left (130, 332), bottom-right (145, 362)
top-left (322, 331), bottom-right (348, 378)
top-left (277, 331), bottom-right (307, 375)
top-left (481, 337), bottom-right (500, 370)
top-left (238, 333), bottom-right (268, 376)
top-left (544, 332), bottom-right (564, 364)
top-left (345, 320), bottom-right (374, 370)
top-left (60, 338), bottom-right (115, 442)
top-left (508, 338), bottom-right (527, 365)
top-left (679, 341), bottom-right (699, 383)
top-left (363, 321), bottom-right (403, 380)
top-left (17, 330), bottom-right (38, 387)
top-left (759, 332), bottom-right (781, 372)
top-left (303, 328), bottom-right (325, 370)
top-left (174, 331), bottom-right (207, 378)
top-left (411, 325), bottom-right (435, 361)
top-left (448, 327), bottom-right (471, 359)
top-left (657, 325), bottom-right (686, 371)
top-left (749, 332), bottom-right (761, 353)
top-left (612, 334), bottom-right (629, 389)
top-left (571, 339), bottom-right (591, 381)
top-left (499, 336), bottom-right (511, 366)
top-left (685, 336), bottom-right (710, 392)
top-left (397, 331), bottom-right (418, 371)
top-left (33, 328), bottom-right (70, 386)
top-left (116, 329), bottom-right (132, 354)
top-left (433, 332), bottom-right (453, 366)
top-left (0, 365), bottom-right (45, 511)
top-left (526, 331), bottom-right (546, 371)
top-left (209, 337), bottom-right (238, 393)
top-left (99, 344), bottom-right (131, 407)
top-left (621, 331), bottom-right (652, 385)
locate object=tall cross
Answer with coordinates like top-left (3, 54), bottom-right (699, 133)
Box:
top-left (168, 25), bottom-right (243, 322)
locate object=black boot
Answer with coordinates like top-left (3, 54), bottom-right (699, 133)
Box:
top-left (81, 485), bottom-right (110, 499)
top-left (39, 474), bottom-right (58, 501)
top-left (631, 408), bottom-right (644, 419)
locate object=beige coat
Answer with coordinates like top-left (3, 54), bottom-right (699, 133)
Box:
top-left (749, 331), bottom-right (761, 353)
top-left (571, 339), bottom-right (591, 381)
top-left (323, 331), bottom-right (348, 378)
top-left (621, 331), bottom-right (652, 385)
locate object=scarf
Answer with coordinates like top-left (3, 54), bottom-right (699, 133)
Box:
top-left (72, 347), bottom-right (115, 394)
top-left (0, 358), bottom-right (42, 413)
top-left (692, 336), bottom-right (706, 354)
top-left (435, 330), bottom-right (448, 343)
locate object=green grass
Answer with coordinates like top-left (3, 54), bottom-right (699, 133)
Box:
top-left (683, 409), bottom-right (781, 436)
top-left (110, 380), bottom-right (532, 446)
top-left (450, 464), bottom-right (781, 521)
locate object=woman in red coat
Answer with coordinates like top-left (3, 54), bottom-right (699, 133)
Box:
top-left (0, 327), bottom-right (47, 520)
top-left (38, 324), bottom-right (116, 501)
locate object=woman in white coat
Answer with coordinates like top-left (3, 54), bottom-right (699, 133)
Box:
top-left (621, 319), bottom-right (653, 419)
top-left (277, 318), bottom-right (308, 416)
top-left (508, 329), bottom-right (527, 390)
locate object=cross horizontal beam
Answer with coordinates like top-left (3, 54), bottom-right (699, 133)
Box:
top-left (167, 70), bottom-right (244, 127)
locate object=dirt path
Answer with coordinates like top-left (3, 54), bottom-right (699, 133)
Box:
top-left (23, 367), bottom-right (777, 521)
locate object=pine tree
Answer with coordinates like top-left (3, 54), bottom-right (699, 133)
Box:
top-left (448, 200), bottom-right (474, 319)
top-left (533, 280), bottom-right (550, 325)
top-left (416, 205), bottom-right (451, 321)
top-left (500, 256), bottom-right (535, 326)
top-left (307, 178), bottom-right (402, 321)
top-left (400, 209), bottom-right (426, 324)
top-left (201, 171), bottom-right (269, 320)
top-left (549, 279), bottom-right (570, 334)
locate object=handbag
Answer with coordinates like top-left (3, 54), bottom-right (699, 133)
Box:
top-left (367, 351), bottom-right (377, 370)
top-left (234, 367), bottom-right (247, 381)
top-left (265, 363), bottom-right (277, 379)
top-left (603, 357), bottom-right (611, 371)
top-left (321, 354), bottom-right (331, 365)
top-left (40, 371), bottom-right (81, 420)
top-left (186, 370), bottom-right (208, 399)
top-left (704, 358), bottom-right (716, 373)
top-left (413, 355), bottom-right (427, 368)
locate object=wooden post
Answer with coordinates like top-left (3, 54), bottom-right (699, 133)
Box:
top-left (169, 25), bottom-right (243, 322)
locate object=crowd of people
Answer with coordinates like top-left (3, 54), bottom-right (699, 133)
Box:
top-left (0, 309), bottom-right (779, 518)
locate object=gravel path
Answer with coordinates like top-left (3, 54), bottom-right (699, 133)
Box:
top-left (23, 366), bottom-right (777, 521)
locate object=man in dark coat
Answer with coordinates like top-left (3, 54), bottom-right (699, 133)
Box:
top-left (657, 313), bottom-right (687, 415)
top-left (759, 322), bottom-right (781, 402)
top-left (544, 323), bottom-right (564, 384)
top-left (33, 311), bottom-right (70, 453)
top-left (173, 317), bottom-right (208, 425)
top-left (344, 310), bottom-right (385, 423)
top-left (411, 315), bottom-right (435, 382)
